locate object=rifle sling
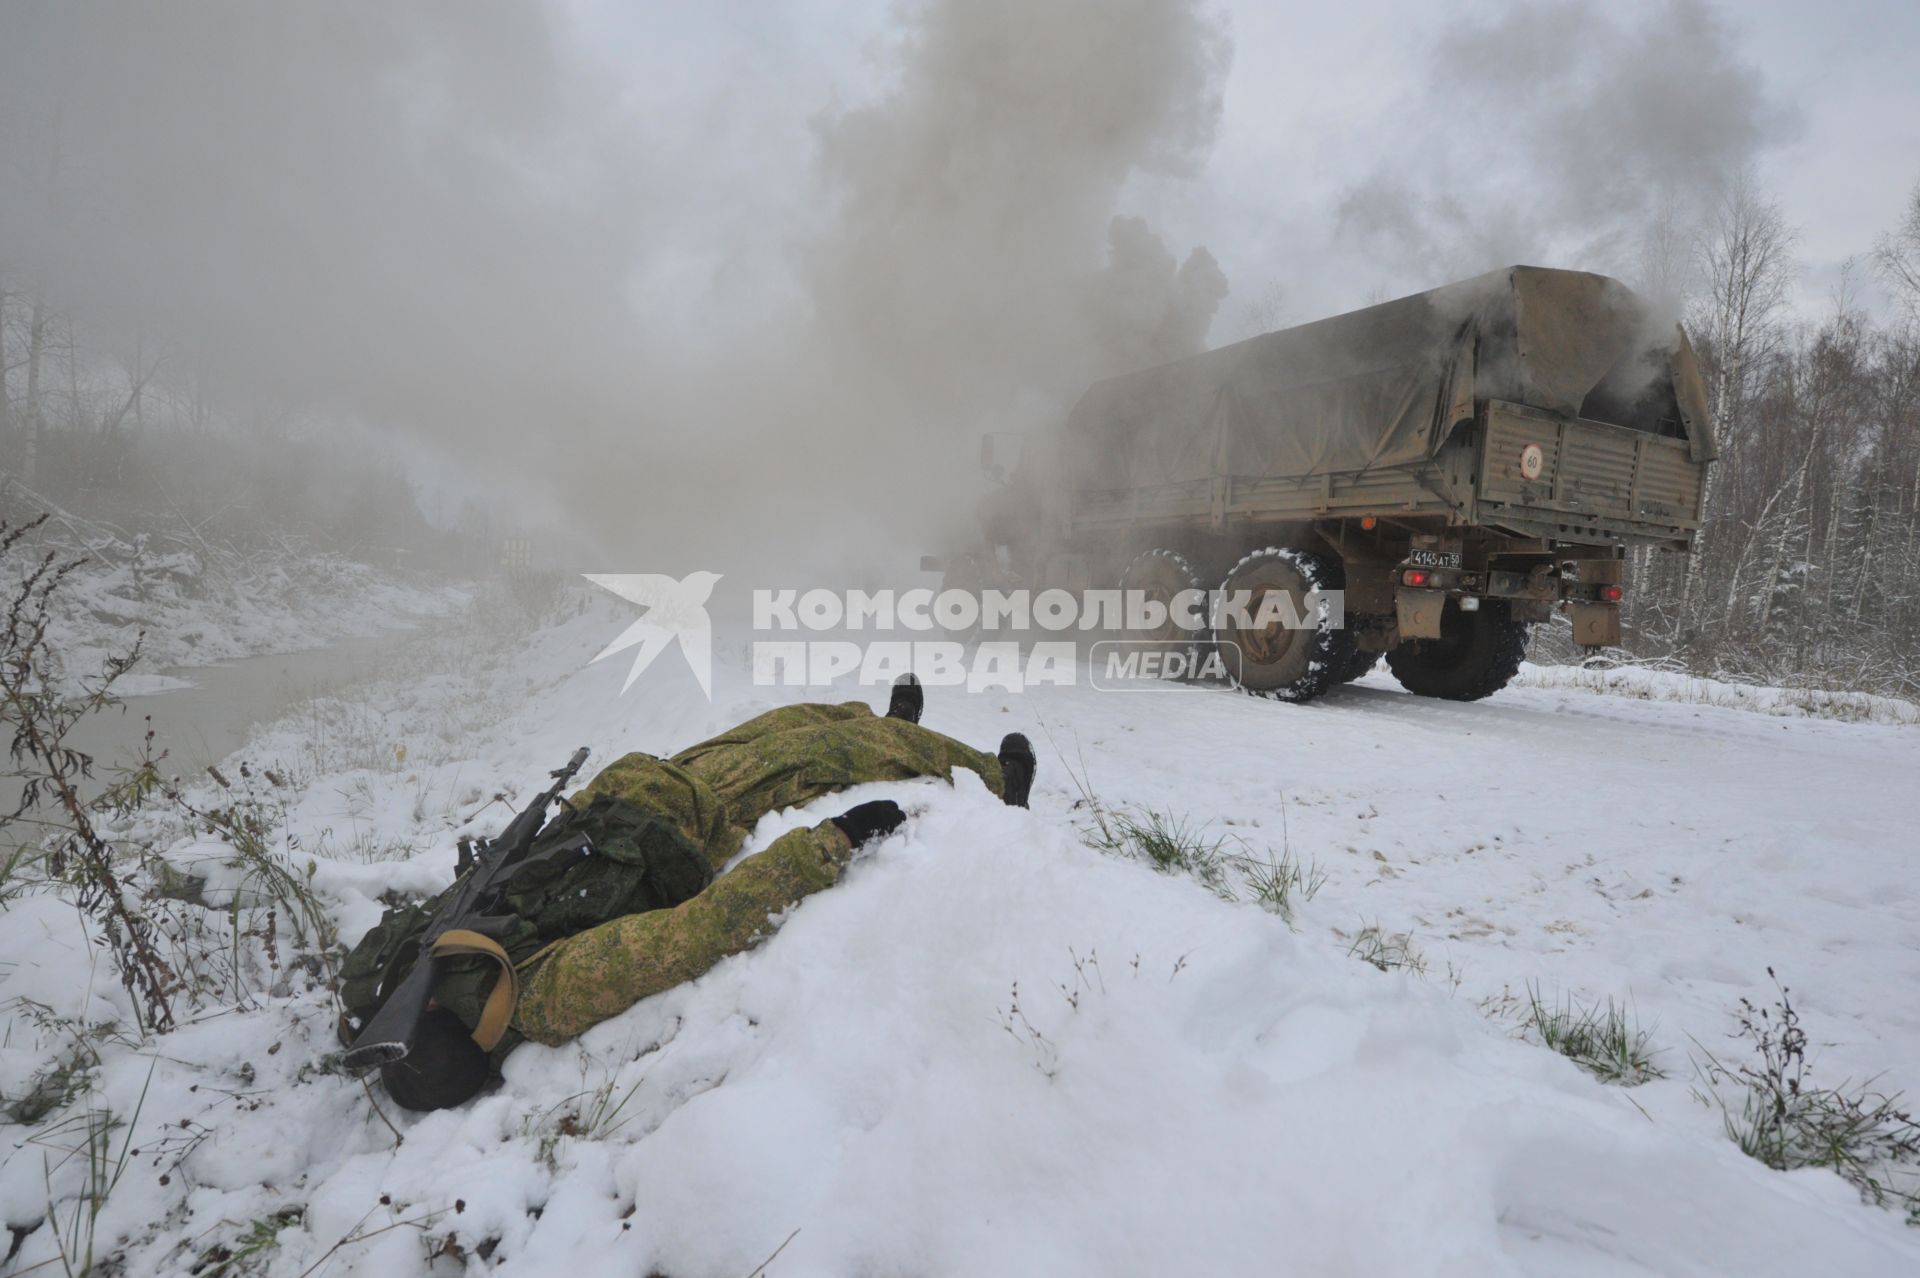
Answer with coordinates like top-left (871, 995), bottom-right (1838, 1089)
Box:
top-left (431, 929), bottom-right (519, 1052)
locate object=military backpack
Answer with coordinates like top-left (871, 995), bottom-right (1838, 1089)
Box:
top-left (337, 795), bottom-right (715, 1055)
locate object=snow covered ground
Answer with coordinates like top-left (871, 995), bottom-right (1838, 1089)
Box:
top-left (4, 600), bottom-right (1918, 1276)
top-left (1511, 659), bottom-right (1920, 725)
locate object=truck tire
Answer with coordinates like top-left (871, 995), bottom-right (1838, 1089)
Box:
top-left (1212, 548), bottom-right (1354, 703)
top-left (1385, 599), bottom-right (1528, 701)
top-left (1119, 549), bottom-right (1208, 672)
top-left (1335, 646), bottom-right (1380, 684)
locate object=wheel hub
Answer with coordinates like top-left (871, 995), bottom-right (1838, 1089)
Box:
top-left (1234, 587), bottom-right (1299, 665)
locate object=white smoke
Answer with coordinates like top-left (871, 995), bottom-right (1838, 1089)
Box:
top-left (0, 0), bottom-right (1235, 579)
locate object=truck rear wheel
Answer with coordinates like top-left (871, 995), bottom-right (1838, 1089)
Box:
top-left (1335, 646), bottom-right (1380, 684)
top-left (1385, 599), bottom-right (1528, 701)
top-left (1212, 548), bottom-right (1353, 703)
top-left (1119, 549), bottom-right (1208, 672)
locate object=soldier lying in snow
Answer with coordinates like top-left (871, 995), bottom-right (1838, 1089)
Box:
top-left (338, 676), bottom-right (1035, 1111)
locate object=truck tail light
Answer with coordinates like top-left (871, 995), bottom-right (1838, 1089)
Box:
top-left (1404, 569), bottom-right (1431, 588)
top-left (1601, 584), bottom-right (1624, 603)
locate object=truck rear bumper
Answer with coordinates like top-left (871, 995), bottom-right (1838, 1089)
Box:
top-left (1396, 582), bottom-right (1620, 644)
top-left (1393, 552), bottom-right (1623, 644)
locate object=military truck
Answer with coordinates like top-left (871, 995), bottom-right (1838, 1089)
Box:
top-left (948, 265), bottom-right (1715, 703)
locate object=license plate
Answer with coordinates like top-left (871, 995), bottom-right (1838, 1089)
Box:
top-left (1407, 549), bottom-right (1461, 569)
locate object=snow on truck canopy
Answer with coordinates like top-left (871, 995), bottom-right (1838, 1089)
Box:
top-left (1059, 265), bottom-right (1715, 492)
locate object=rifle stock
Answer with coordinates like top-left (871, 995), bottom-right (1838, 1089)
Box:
top-left (341, 957), bottom-right (434, 1072)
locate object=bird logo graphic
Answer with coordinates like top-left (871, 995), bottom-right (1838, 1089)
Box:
top-left (582, 571), bottom-right (723, 697)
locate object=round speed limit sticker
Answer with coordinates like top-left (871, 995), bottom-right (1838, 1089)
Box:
top-left (1519, 443), bottom-right (1545, 481)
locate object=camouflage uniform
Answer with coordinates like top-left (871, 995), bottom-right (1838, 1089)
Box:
top-left (508, 702), bottom-right (1001, 1044)
top-left (570, 700), bottom-right (1003, 869)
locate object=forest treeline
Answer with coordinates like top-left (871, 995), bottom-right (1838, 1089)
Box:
top-left (1620, 176), bottom-right (1920, 699)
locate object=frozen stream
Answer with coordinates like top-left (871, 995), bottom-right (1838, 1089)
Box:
top-left (4, 630), bottom-right (413, 836)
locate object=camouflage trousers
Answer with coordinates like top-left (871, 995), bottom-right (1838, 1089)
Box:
top-left (509, 702), bottom-right (1002, 1043)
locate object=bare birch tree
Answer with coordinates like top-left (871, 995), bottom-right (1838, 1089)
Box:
top-left (1874, 180), bottom-right (1920, 312)
top-left (1684, 169), bottom-right (1797, 613)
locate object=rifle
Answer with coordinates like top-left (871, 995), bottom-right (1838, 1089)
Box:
top-left (342, 746), bottom-right (590, 1074)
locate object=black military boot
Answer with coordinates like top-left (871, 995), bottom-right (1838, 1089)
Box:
top-left (997, 733), bottom-right (1035, 808)
top-left (887, 672), bottom-right (924, 724)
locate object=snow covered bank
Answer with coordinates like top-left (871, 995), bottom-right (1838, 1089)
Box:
top-left (1, 515), bottom-right (469, 688)
top-left (1514, 660), bottom-right (1920, 725)
top-left (3, 606), bottom-right (1918, 1275)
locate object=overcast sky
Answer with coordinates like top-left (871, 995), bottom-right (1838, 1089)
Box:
top-left (1191, 0), bottom-right (1920, 324)
top-left (570, 0), bottom-right (1920, 330)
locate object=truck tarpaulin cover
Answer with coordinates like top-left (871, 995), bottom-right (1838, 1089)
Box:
top-left (1060, 265), bottom-right (1711, 493)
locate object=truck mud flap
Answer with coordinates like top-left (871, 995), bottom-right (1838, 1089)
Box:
top-left (1396, 589), bottom-right (1447, 640)
top-left (1567, 601), bottom-right (1622, 647)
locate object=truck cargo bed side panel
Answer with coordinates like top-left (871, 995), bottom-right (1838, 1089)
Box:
top-left (1070, 463), bottom-right (1461, 534)
top-left (1478, 401), bottom-right (1702, 543)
